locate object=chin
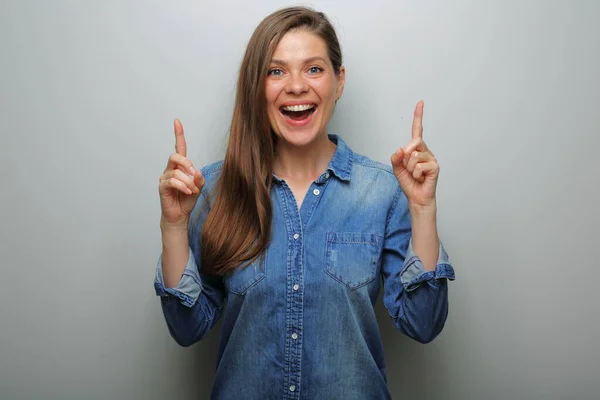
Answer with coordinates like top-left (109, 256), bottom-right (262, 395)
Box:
top-left (275, 127), bottom-right (322, 148)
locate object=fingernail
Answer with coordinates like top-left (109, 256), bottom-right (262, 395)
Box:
top-left (189, 166), bottom-right (196, 175)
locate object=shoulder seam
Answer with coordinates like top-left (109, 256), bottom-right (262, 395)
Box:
top-left (353, 158), bottom-right (394, 175)
top-left (386, 186), bottom-right (404, 228)
top-left (202, 161), bottom-right (224, 177)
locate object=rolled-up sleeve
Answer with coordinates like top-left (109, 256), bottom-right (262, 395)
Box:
top-left (154, 248), bottom-right (202, 307)
top-left (381, 187), bottom-right (456, 344)
top-left (399, 238), bottom-right (455, 292)
top-left (153, 167), bottom-right (226, 346)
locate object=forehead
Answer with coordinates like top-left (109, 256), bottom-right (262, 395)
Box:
top-left (271, 29), bottom-right (328, 61)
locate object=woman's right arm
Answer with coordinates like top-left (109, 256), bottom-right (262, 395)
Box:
top-left (153, 119), bottom-right (226, 347)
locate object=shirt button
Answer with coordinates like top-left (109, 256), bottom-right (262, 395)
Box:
top-left (293, 284), bottom-right (299, 291)
top-left (325, 172), bottom-right (330, 178)
top-left (289, 385), bottom-right (296, 392)
top-left (313, 189), bottom-right (320, 196)
top-left (293, 233), bottom-right (299, 240)
top-left (291, 332), bottom-right (298, 339)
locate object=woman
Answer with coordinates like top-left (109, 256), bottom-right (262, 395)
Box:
top-left (155, 6), bottom-right (455, 399)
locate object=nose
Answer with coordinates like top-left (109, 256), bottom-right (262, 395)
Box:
top-left (285, 72), bottom-right (309, 95)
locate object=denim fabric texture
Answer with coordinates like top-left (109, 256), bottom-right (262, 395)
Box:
top-left (154, 134), bottom-right (455, 399)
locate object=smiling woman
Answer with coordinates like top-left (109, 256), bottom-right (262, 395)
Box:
top-left (266, 33), bottom-right (344, 143)
top-left (154, 6), bottom-right (456, 400)
top-left (266, 29), bottom-right (345, 207)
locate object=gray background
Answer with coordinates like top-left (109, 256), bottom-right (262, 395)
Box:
top-left (1, 0), bottom-right (598, 399)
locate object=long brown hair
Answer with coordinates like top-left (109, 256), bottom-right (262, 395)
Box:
top-left (200, 6), bottom-right (343, 276)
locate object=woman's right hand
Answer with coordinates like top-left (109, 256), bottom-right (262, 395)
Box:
top-left (159, 119), bottom-right (205, 229)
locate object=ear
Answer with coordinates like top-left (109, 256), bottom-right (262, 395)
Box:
top-left (335, 66), bottom-right (346, 101)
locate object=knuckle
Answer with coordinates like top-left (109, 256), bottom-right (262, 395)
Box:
top-left (175, 169), bottom-right (191, 182)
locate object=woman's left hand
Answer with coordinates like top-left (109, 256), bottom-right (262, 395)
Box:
top-left (390, 101), bottom-right (439, 211)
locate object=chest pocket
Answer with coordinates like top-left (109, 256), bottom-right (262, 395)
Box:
top-left (324, 232), bottom-right (383, 290)
top-left (223, 255), bottom-right (267, 295)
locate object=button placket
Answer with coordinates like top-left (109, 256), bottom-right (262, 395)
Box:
top-left (279, 181), bottom-right (303, 400)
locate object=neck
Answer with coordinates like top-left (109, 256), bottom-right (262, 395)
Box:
top-left (273, 134), bottom-right (336, 181)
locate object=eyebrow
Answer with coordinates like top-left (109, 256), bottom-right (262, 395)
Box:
top-left (270, 56), bottom-right (328, 66)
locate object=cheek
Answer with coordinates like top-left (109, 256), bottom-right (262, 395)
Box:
top-left (314, 80), bottom-right (337, 103)
top-left (265, 81), bottom-right (283, 107)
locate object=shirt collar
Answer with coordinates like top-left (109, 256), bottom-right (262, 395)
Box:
top-left (272, 134), bottom-right (353, 183)
top-left (325, 134), bottom-right (353, 182)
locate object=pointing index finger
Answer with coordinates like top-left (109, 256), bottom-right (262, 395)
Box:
top-left (411, 100), bottom-right (424, 139)
top-left (174, 118), bottom-right (187, 157)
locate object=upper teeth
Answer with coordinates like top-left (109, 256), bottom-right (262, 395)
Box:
top-left (282, 104), bottom-right (315, 112)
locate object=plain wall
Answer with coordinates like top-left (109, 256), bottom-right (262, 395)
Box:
top-left (1, 0), bottom-right (599, 399)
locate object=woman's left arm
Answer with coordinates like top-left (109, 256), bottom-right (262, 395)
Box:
top-left (391, 100), bottom-right (442, 270)
top-left (382, 100), bottom-right (456, 343)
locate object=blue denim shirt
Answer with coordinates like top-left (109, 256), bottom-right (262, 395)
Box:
top-left (154, 135), bottom-right (455, 400)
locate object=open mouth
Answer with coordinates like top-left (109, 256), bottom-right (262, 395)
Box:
top-left (279, 104), bottom-right (317, 122)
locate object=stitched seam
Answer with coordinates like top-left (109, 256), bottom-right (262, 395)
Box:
top-left (164, 287), bottom-right (194, 305)
top-left (328, 240), bottom-right (377, 245)
top-left (326, 232), bottom-right (383, 245)
top-left (344, 148), bottom-right (354, 179)
top-left (353, 158), bottom-right (394, 175)
top-left (201, 161), bottom-right (224, 176)
top-left (181, 270), bottom-right (202, 287)
top-left (400, 255), bottom-right (420, 275)
top-left (385, 186), bottom-right (404, 228)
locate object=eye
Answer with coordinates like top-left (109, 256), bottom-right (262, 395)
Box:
top-left (268, 68), bottom-right (283, 76)
top-left (308, 66), bottom-right (323, 74)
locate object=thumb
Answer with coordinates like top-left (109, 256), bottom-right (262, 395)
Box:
top-left (391, 148), bottom-right (405, 171)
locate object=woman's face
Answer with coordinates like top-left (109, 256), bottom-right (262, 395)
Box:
top-left (265, 29), bottom-right (345, 148)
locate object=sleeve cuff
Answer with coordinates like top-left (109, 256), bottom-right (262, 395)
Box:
top-left (154, 248), bottom-right (202, 307)
top-left (400, 238), bottom-right (455, 292)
